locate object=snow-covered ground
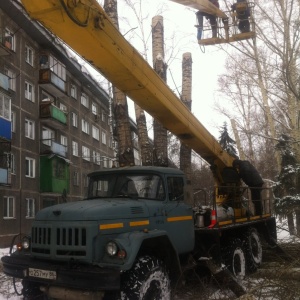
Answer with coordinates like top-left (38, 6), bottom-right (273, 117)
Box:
top-left (0, 221), bottom-right (299, 300)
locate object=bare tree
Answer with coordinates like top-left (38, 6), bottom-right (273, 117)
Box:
top-left (152, 15), bottom-right (168, 167)
top-left (104, 0), bottom-right (135, 167)
top-left (216, 0), bottom-right (300, 234)
top-left (180, 52), bottom-right (192, 182)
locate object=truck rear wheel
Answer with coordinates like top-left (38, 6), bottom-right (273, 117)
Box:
top-left (244, 227), bottom-right (262, 272)
top-left (224, 238), bottom-right (246, 280)
top-left (121, 255), bottom-right (171, 300)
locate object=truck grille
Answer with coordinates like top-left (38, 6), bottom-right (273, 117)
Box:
top-left (31, 225), bottom-right (87, 257)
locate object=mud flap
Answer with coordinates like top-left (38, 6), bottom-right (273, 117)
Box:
top-left (206, 260), bottom-right (246, 297)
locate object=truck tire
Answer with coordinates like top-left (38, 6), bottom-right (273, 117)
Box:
top-left (121, 255), bottom-right (171, 300)
top-left (244, 228), bottom-right (262, 272)
top-left (224, 238), bottom-right (246, 280)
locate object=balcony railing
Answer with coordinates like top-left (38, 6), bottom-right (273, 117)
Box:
top-left (0, 117), bottom-right (11, 140)
top-left (40, 101), bottom-right (67, 125)
top-left (0, 72), bottom-right (9, 91)
top-left (39, 69), bottom-right (66, 97)
top-left (51, 141), bottom-right (67, 157)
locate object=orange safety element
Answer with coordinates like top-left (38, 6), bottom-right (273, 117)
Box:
top-left (208, 209), bottom-right (217, 228)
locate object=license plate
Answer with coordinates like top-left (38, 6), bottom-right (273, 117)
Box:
top-left (28, 268), bottom-right (56, 280)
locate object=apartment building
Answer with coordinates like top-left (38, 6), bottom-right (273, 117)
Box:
top-left (0, 1), bottom-right (117, 247)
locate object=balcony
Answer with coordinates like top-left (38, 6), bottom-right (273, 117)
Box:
top-left (51, 141), bottom-right (67, 157)
top-left (0, 141), bottom-right (11, 185)
top-left (40, 155), bottom-right (69, 193)
top-left (0, 38), bottom-right (12, 56)
top-left (41, 140), bottom-right (67, 157)
top-left (0, 117), bottom-right (11, 140)
top-left (40, 101), bottom-right (67, 128)
top-left (0, 73), bottom-right (10, 92)
top-left (39, 69), bottom-right (66, 97)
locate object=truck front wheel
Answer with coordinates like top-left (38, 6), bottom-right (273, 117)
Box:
top-left (121, 255), bottom-right (171, 300)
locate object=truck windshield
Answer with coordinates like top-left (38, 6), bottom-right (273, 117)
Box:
top-left (87, 174), bottom-right (165, 200)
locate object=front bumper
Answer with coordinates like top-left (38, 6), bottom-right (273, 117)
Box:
top-left (1, 255), bottom-right (120, 291)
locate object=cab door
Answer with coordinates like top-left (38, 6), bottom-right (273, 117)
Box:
top-left (164, 176), bottom-right (194, 254)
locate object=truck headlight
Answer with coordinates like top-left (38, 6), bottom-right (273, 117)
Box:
top-left (106, 241), bottom-right (118, 256)
top-left (21, 236), bottom-right (30, 250)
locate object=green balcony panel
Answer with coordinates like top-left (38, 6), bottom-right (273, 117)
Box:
top-left (40, 155), bottom-right (69, 193)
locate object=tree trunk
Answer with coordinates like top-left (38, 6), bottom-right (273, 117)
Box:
top-left (104, 0), bottom-right (135, 167)
top-left (180, 53), bottom-right (192, 182)
top-left (295, 210), bottom-right (300, 237)
top-left (152, 16), bottom-right (168, 167)
top-left (287, 213), bottom-right (296, 236)
top-left (135, 105), bottom-right (152, 165)
top-left (230, 118), bottom-right (245, 160)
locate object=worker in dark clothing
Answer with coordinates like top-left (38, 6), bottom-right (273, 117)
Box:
top-left (196, 0), bottom-right (219, 39)
top-left (232, 159), bottom-right (264, 215)
top-left (231, 0), bottom-right (251, 33)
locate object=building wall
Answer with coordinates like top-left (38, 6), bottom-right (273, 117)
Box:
top-left (0, 6), bottom-right (115, 247)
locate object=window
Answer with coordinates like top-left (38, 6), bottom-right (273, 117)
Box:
top-left (26, 198), bottom-right (35, 218)
top-left (25, 157), bottom-right (35, 178)
top-left (72, 141), bottom-right (79, 156)
top-left (70, 84), bottom-right (77, 99)
top-left (0, 93), bottom-right (11, 121)
top-left (25, 81), bottom-right (35, 102)
top-left (4, 28), bottom-right (15, 51)
top-left (42, 127), bottom-right (54, 146)
top-left (102, 131), bottom-right (107, 145)
top-left (49, 55), bottom-right (66, 80)
top-left (103, 157), bottom-right (108, 168)
top-left (71, 112), bottom-right (78, 128)
top-left (60, 103), bottom-right (67, 113)
top-left (61, 135), bottom-right (68, 147)
top-left (11, 111), bottom-right (16, 132)
top-left (82, 146), bottom-right (90, 161)
top-left (93, 151), bottom-right (101, 165)
top-left (101, 112), bottom-right (106, 123)
top-left (92, 102), bottom-right (98, 115)
top-left (3, 196), bottom-right (15, 219)
top-left (4, 68), bottom-right (16, 91)
top-left (81, 93), bottom-right (89, 108)
top-left (25, 119), bottom-right (35, 139)
top-left (10, 153), bottom-right (15, 174)
top-left (73, 171), bottom-right (79, 186)
top-left (25, 45), bottom-right (34, 66)
top-left (92, 125), bottom-right (100, 140)
top-left (82, 119), bottom-right (89, 134)
top-left (167, 177), bottom-right (184, 201)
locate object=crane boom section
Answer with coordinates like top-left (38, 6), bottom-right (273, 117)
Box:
top-left (20, 0), bottom-right (234, 179)
top-left (169, 0), bottom-right (227, 18)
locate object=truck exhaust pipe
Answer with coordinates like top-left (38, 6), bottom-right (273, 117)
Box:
top-left (40, 286), bottom-right (105, 300)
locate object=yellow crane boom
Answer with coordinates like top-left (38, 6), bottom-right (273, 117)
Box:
top-left (20, 0), bottom-right (234, 183)
top-left (169, 0), bottom-right (227, 18)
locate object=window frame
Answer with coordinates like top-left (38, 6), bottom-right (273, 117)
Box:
top-left (25, 119), bottom-right (35, 140)
top-left (3, 196), bottom-right (15, 219)
top-left (72, 140), bottom-right (79, 157)
top-left (81, 92), bottom-right (89, 108)
top-left (25, 157), bottom-right (36, 178)
top-left (25, 198), bottom-right (35, 219)
top-left (71, 112), bottom-right (78, 128)
top-left (25, 81), bottom-right (35, 102)
top-left (82, 119), bottom-right (89, 134)
top-left (25, 44), bottom-right (34, 66)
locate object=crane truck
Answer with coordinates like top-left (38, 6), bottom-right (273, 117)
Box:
top-left (1, 1), bottom-right (277, 299)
